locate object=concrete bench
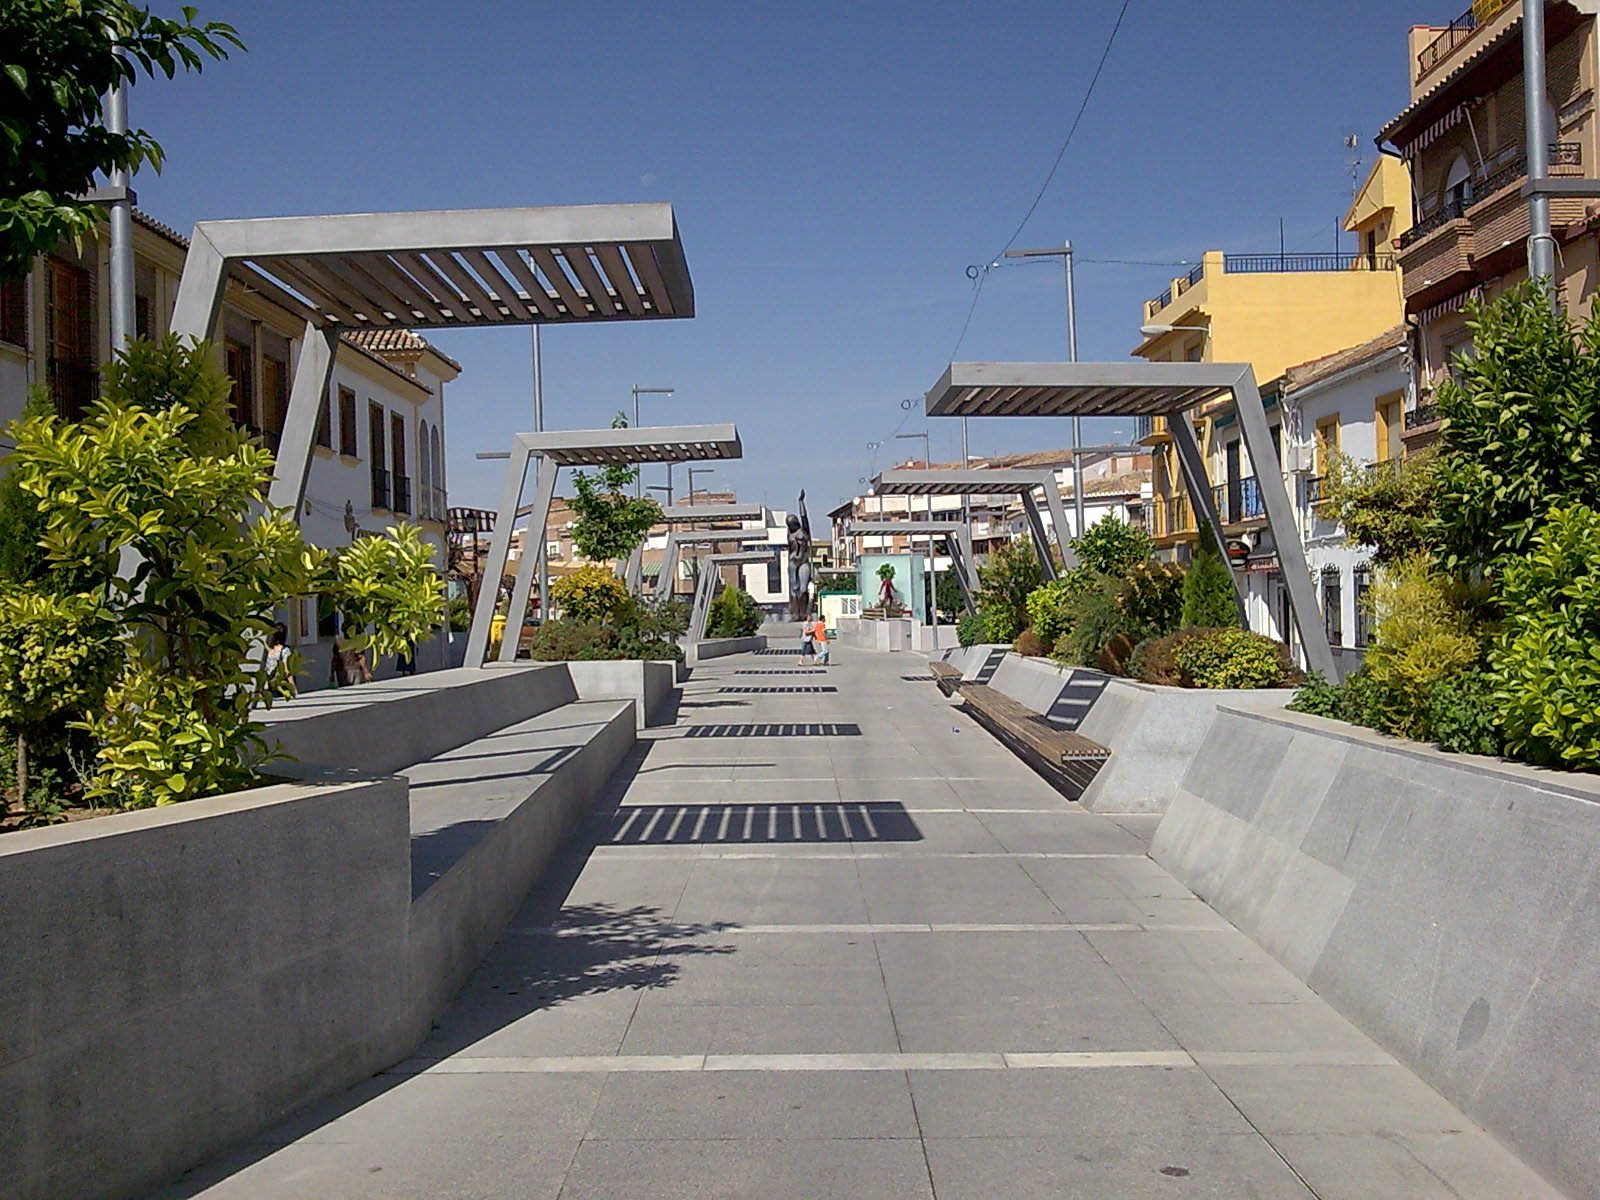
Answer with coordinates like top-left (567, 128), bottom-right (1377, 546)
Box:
top-left (929, 660), bottom-right (963, 696)
top-left (958, 681), bottom-right (1110, 799)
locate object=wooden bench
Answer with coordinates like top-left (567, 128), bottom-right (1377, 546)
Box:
top-left (929, 661), bottom-right (963, 697)
top-left (957, 682), bottom-right (1110, 799)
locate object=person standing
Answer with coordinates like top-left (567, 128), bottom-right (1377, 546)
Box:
top-left (811, 616), bottom-right (830, 667)
top-left (265, 623), bottom-right (297, 697)
top-left (798, 619), bottom-right (815, 666)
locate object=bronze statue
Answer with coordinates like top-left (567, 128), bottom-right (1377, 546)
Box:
top-left (786, 490), bottom-right (813, 622)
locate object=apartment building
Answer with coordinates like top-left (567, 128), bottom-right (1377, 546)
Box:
top-left (1383, 0), bottom-right (1598, 451)
top-left (1134, 160), bottom-right (1411, 564)
top-left (0, 211), bottom-right (459, 685)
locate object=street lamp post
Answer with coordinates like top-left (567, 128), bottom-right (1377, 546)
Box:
top-left (895, 431), bottom-right (937, 638)
top-left (631, 386), bottom-right (675, 499)
top-left (1005, 241), bottom-right (1083, 537)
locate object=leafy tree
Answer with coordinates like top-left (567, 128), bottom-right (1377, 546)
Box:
top-left (1, 1), bottom-right (243, 279)
top-left (1321, 446), bottom-right (1441, 567)
top-left (1181, 525), bottom-right (1237, 628)
top-left (0, 590), bottom-right (121, 800)
top-left (327, 524), bottom-right (444, 660)
top-left (1071, 516), bottom-right (1150, 576)
top-left (1432, 281), bottom-right (1600, 574)
top-left (977, 538), bottom-right (1042, 643)
top-left (567, 414), bottom-right (662, 562)
top-left (1491, 504), bottom-right (1600, 768)
top-left (6, 338), bottom-right (438, 806)
top-left (934, 567), bottom-right (965, 616)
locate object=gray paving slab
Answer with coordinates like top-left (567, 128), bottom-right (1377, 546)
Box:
top-left (160, 647), bottom-right (1560, 1199)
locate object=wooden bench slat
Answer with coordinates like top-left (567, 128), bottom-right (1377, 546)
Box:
top-left (957, 683), bottom-right (1110, 764)
top-left (929, 661), bottom-right (963, 696)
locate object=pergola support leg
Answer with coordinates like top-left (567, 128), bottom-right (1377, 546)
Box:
top-left (1038, 479), bottom-right (1079, 570)
top-left (1231, 370), bottom-right (1337, 678)
top-left (1170, 410), bottom-right (1250, 630)
top-left (266, 322), bottom-right (339, 515)
top-left (1020, 494), bottom-right (1059, 583)
top-left (659, 532), bottom-right (681, 604)
top-left (465, 444), bottom-right (533, 665)
top-left (688, 560), bottom-right (718, 642)
top-left (169, 226), bottom-right (228, 343)
top-left (951, 528), bottom-right (977, 610)
top-left (498, 455), bottom-right (558, 663)
top-left (623, 544), bottom-right (644, 593)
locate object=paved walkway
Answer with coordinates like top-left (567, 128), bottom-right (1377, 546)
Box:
top-left (159, 649), bottom-right (1560, 1199)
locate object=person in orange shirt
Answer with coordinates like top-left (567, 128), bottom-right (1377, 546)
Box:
top-left (811, 617), bottom-right (829, 666)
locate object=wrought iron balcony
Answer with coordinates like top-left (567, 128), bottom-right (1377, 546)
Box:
top-left (1222, 252), bottom-right (1393, 274)
top-left (371, 466), bottom-right (391, 511)
top-left (1404, 402), bottom-right (1442, 430)
top-left (1416, 0), bottom-right (1507, 82)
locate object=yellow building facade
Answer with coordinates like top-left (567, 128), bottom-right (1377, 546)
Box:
top-left (1136, 159), bottom-right (1412, 556)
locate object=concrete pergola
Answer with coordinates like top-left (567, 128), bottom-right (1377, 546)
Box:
top-left (167, 203), bottom-right (693, 515)
top-left (923, 360), bottom-right (1335, 678)
top-left (874, 469), bottom-right (1075, 582)
top-left (654, 506), bottom-right (771, 600)
top-left (465, 424), bottom-right (741, 666)
top-left (844, 520), bottom-right (978, 610)
top-left (689, 550), bottom-right (778, 644)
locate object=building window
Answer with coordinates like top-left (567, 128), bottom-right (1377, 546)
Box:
top-left (1321, 565), bottom-right (1343, 647)
top-left (260, 354), bottom-right (287, 450)
top-left (45, 258), bottom-right (95, 419)
top-left (767, 547), bottom-right (782, 595)
top-left (389, 411), bottom-right (409, 514)
top-left (1353, 565), bottom-right (1372, 649)
top-left (338, 387), bottom-right (357, 457)
top-left (0, 277), bottom-right (26, 347)
top-left (369, 401), bottom-right (388, 509)
top-left (1443, 153), bottom-right (1473, 212)
top-left (314, 383), bottom-right (332, 449)
top-left (1314, 416), bottom-right (1340, 477)
top-left (1375, 394), bottom-right (1403, 462)
top-left (224, 339), bottom-right (254, 430)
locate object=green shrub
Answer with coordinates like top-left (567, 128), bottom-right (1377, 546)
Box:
top-left (1119, 560), bottom-right (1185, 642)
top-left (1013, 629), bottom-right (1049, 658)
top-left (1025, 569), bottom-right (1093, 647)
top-left (1364, 555), bottom-right (1481, 740)
top-left (1287, 671), bottom-right (1342, 719)
top-left (707, 586), bottom-right (761, 638)
top-left (1181, 527), bottom-right (1238, 628)
top-left (1171, 628), bottom-right (1293, 689)
top-left (977, 539), bottom-right (1042, 645)
top-left (1322, 446), bottom-right (1442, 567)
top-left (551, 563), bottom-right (629, 623)
top-left (957, 609), bottom-right (985, 648)
top-left (612, 596), bottom-right (687, 662)
top-left (1054, 574), bottom-right (1128, 668)
top-left (1491, 504), bottom-right (1600, 768)
top-left (1071, 516), bottom-right (1151, 576)
top-left (1425, 668), bottom-right (1503, 757)
top-left (1129, 627), bottom-right (1208, 686)
top-left (1333, 668), bottom-right (1410, 734)
top-left (526, 619), bottom-right (618, 661)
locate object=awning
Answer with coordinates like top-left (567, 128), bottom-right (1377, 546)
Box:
top-left (923, 362), bottom-right (1242, 418)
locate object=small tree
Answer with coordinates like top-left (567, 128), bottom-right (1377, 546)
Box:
top-left (708, 586), bottom-right (761, 638)
top-left (977, 538), bottom-right (1042, 643)
top-left (326, 524), bottom-right (444, 660)
top-left (1071, 516), bottom-right (1151, 576)
top-left (0, 590), bottom-right (121, 801)
top-left (550, 563), bottom-right (629, 623)
top-left (934, 567), bottom-right (965, 616)
top-left (1181, 525), bottom-right (1238, 628)
top-left (1322, 446), bottom-right (1441, 567)
top-left (567, 414), bottom-right (662, 562)
top-left (1, 1), bottom-right (243, 278)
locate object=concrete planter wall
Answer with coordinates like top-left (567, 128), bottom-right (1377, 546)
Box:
top-left (1075, 677), bottom-right (1296, 814)
top-left (684, 635), bottom-right (766, 665)
top-left (909, 622), bottom-right (961, 652)
top-left (834, 617), bottom-right (912, 652)
top-left (564, 659), bottom-right (679, 727)
top-left (1153, 705), bottom-right (1600, 1198)
top-left (0, 775), bottom-right (414, 1200)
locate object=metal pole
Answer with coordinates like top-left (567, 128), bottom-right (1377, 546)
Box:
top-left (631, 385), bottom-right (641, 497)
top-left (532, 326), bottom-right (546, 622)
top-left (103, 61), bottom-right (134, 351)
top-left (1524, 0), bottom-right (1557, 297)
top-left (1065, 241), bottom-right (1085, 540)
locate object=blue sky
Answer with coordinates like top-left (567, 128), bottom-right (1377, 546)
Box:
top-left (128, 0), bottom-right (1426, 517)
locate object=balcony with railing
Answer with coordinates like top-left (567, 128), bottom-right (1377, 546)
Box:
top-left (392, 472), bottom-right (412, 516)
top-left (1416, 0), bottom-right (1509, 84)
top-left (1221, 252), bottom-right (1394, 274)
top-left (371, 466), bottom-right (391, 511)
top-left (1155, 493), bottom-right (1195, 541)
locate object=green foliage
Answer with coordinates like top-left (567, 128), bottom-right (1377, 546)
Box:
top-left (977, 539), bottom-right (1042, 647)
top-left (1363, 555), bottom-right (1482, 740)
top-left (1, 1), bottom-right (243, 278)
top-left (1181, 527), bottom-right (1238, 628)
top-left (934, 568), bottom-right (965, 616)
top-left (1426, 668), bottom-right (1504, 757)
top-left (1491, 504), bottom-right (1600, 768)
top-left (1053, 574), bottom-right (1128, 668)
top-left (1129, 628), bottom-right (1209, 687)
top-left (551, 563), bottom-right (630, 623)
top-left (447, 593), bottom-right (472, 632)
top-left (612, 596), bottom-right (687, 662)
top-left (1118, 560), bottom-right (1185, 642)
top-left (566, 414), bottom-right (663, 562)
top-left (956, 609), bottom-right (985, 648)
top-left (1071, 516), bottom-right (1151, 577)
top-left (1287, 670), bottom-right (1343, 719)
top-left (1025, 570), bottom-right (1092, 647)
top-left (526, 619), bottom-right (617, 662)
top-left (326, 524), bottom-right (443, 660)
top-left (876, 563), bottom-right (896, 582)
top-left (0, 589), bottom-right (121, 799)
top-left (1321, 447), bottom-right (1442, 566)
top-left (1170, 628), bottom-right (1294, 690)
top-left (708, 585), bottom-right (761, 638)
top-left (1432, 281), bottom-right (1600, 574)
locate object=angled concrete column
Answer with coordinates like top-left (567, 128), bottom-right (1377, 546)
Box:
top-left (1169, 413), bottom-right (1249, 629)
top-left (1036, 478), bottom-right (1078, 570)
top-left (168, 227), bottom-right (228, 344)
top-left (465, 446), bottom-right (533, 666)
top-left (497, 455), bottom-right (559, 663)
top-left (267, 322), bottom-right (340, 514)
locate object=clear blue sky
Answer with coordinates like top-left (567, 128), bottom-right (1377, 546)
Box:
top-left (128, 0), bottom-right (1426, 517)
